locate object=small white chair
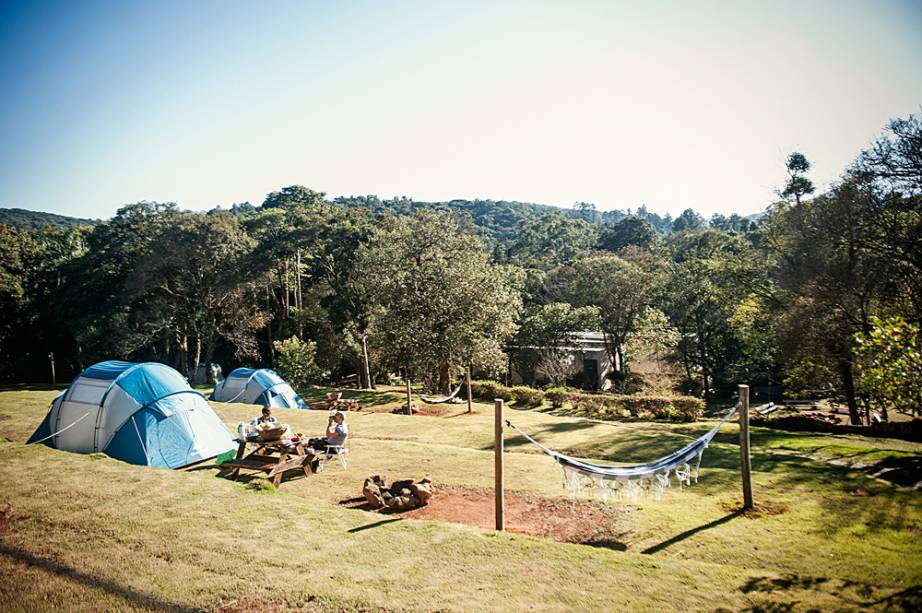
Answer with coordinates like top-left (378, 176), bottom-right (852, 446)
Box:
top-left (314, 437), bottom-right (349, 472)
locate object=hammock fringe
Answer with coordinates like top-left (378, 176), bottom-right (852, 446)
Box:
top-left (508, 403), bottom-right (738, 501)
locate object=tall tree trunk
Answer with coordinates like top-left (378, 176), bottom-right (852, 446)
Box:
top-left (178, 333), bottom-right (188, 378)
top-left (266, 285), bottom-right (275, 364)
top-left (296, 250), bottom-right (302, 308)
top-left (838, 356), bottom-right (862, 425)
top-left (283, 260), bottom-right (290, 319)
top-left (295, 251), bottom-right (303, 339)
top-left (190, 335), bottom-right (202, 382)
top-left (362, 335), bottom-right (374, 389)
top-left (438, 361), bottom-right (451, 395)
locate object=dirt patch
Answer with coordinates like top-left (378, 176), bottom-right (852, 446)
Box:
top-left (346, 486), bottom-right (628, 546)
top-left (414, 404), bottom-right (452, 417)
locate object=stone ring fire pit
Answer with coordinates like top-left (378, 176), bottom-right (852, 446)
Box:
top-left (363, 475), bottom-right (433, 512)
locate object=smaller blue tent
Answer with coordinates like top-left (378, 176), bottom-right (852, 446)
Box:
top-left (28, 361), bottom-right (236, 468)
top-left (209, 368), bottom-right (309, 409)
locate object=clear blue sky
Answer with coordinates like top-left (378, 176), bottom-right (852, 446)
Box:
top-left (1, 0), bottom-right (920, 219)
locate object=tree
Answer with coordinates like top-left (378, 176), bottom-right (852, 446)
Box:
top-left (854, 111), bottom-right (922, 196)
top-left (56, 202), bottom-right (181, 367)
top-left (854, 316), bottom-right (922, 418)
top-left (262, 185), bottom-right (327, 211)
top-left (567, 248), bottom-right (666, 385)
top-left (510, 302), bottom-right (600, 385)
top-left (273, 336), bottom-right (323, 389)
top-left (781, 152), bottom-right (815, 205)
top-left (356, 211), bottom-right (523, 393)
top-left (117, 212), bottom-right (267, 376)
top-left (598, 216), bottom-right (657, 252)
top-left (504, 211), bottom-right (597, 269)
top-left (766, 178), bottom-right (898, 424)
top-left (672, 208), bottom-right (705, 233)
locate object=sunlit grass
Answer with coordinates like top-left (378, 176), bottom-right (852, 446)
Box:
top-left (1, 388), bottom-right (920, 611)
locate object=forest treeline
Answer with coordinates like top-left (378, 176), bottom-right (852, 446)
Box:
top-left (1, 112), bottom-right (919, 424)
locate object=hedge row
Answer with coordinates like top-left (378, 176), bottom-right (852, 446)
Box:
top-left (470, 381), bottom-right (704, 422)
top-left (469, 380), bottom-right (545, 406)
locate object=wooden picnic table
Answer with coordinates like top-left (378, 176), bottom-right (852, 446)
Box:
top-left (222, 437), bottom-right (316, 486)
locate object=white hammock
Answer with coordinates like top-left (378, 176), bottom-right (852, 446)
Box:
top-left (506, 403), bottom-right (738, 501)
top-left (420, 379), bottom-right (465, 404)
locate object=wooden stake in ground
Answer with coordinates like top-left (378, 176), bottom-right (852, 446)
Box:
top-left (466, 366), bottom-right (473, 414)
top-left (739, 384), bottom-right (754, 510)
top-left (494, 398), bottom-right (505, 531)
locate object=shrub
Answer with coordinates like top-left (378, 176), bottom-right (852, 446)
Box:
top-left (557, 390), bottom-right (704, 422)
top-left (470, 380), bottom-right (513, 401)
top-left (510, 386), bottom-right (545, 407)
top-left (545, 387), bottom-right (570, 408)
top-left (272, 336), bottom-right (322, 389)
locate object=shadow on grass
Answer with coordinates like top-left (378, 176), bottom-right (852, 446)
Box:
top-left (641, 510), bottom-right (743, 554)
top-left (737, 574), bottom-right (921, 611)
top-left (0, 383), bottom-right (67, 392)
top-left (215, 467), bottom-right (311, 486)
top-left (0, 543), bottom-right (200, 612)
top-left (347, 518), bottom-right (403, 533)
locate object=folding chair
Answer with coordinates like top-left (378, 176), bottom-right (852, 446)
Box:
top-left (314, 436), bottom-right (349, 472)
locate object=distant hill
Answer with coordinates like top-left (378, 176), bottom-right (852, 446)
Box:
top-left (0, 208), bottom-right (98, 230)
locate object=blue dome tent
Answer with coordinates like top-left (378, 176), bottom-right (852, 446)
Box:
top-left (209, 368), bottom-right (309, 409)
top-left (27, 361), bottom-right (236, 468)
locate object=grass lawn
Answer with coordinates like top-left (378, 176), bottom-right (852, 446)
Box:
top-left (0, 386), bottom-right (919, 611)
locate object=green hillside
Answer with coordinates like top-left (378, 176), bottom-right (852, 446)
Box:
top-left (0, 207), bottom-right (98, 230)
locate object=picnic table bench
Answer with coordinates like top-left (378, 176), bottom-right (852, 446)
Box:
top-left (222, 437), bottom-right (316, 486)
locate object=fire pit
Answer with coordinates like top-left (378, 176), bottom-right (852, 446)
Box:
top-left (362, 475), bottom-right (433, 511)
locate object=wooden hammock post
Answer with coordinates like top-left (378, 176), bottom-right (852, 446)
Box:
top-left (466, 366), bottom-right (473, 414)
top-left (494, 398), bottom-right (505, 531)
top-left (739, 384), bottom-right (754, 510)
top-left (405, 373), bottom-right (413, 415)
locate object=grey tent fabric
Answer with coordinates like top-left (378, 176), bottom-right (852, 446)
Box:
top-left (506, 403), bottom-right (738, 500)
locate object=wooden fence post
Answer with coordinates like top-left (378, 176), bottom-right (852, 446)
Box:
top-left (739, 384), bottom-right (754, 510)
top-left (405, 373), bottom-right (413, 415)
top-left (466, 366), bottom-right (473, 414)
top-left (494, 398), bottom-right (505, 531)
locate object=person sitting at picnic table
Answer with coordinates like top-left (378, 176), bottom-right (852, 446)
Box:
top-left (249, 405), bottom-right (278, 430)
top-left (308, 411), bottom-right (348, 469)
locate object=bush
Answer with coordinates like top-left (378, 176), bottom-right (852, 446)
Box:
top-left (470, 380), bottom-right (513, 401)
top-left (545, 387), bottom-right (570, 408)
top-left (510, 386), bottom-right (545, 407)
top-left (564, 391), bottom-right (703, 422)
top-left (272, 336), bottom-right (322, 389)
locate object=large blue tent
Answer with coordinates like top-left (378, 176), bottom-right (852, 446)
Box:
top-left (27, 361), bottom-right (236, 468)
